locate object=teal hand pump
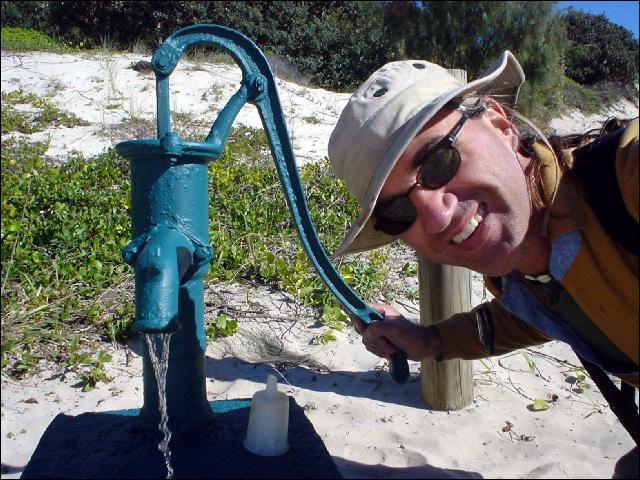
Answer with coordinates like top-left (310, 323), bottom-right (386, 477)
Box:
top-left (116, 24), bottom-right (409, 434)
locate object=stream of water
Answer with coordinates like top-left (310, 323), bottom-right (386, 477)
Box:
top-left (144, 333), bottom-right (174, 479)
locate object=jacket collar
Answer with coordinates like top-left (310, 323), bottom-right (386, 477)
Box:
top-left (533, 141), bottom-right (587, 241)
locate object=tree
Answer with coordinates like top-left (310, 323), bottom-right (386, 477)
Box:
top-left (411, 1), bottom-right (568, 119)
top-left (563, 8), bottom-right (639, 86)
top-left (384, 1), bottom-right (422, 58)
top-left (283, 1), bottom-right (397, 90)
top-left (1, 1), bottom-right (51, 33)
top-left (47, 1), bottom-right (214, 49)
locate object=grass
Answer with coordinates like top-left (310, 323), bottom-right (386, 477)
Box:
top-left (1, 90), bottom-right (90, 134)
top-left (562, 77), bottom-right (607, 116)
top-left (0, 89), bottom-right (392, 385)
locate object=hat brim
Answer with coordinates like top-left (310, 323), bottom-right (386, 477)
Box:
top-left (334, 51), bottom-right (525, 257)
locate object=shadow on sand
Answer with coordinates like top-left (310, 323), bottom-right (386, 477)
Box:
top-left (20, 399), bottom-right (340, 479)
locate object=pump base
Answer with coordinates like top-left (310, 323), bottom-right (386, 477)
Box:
top-left (21, 399), bottom-right (341, 479)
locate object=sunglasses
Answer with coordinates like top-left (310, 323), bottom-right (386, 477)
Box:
top-left (373, 100), bottom-right (487, 236)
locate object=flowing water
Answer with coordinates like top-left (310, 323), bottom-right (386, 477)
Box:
top-left (144, 333), bottom-right (174, 479)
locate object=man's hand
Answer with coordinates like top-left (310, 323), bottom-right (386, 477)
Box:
top-left (350, 302), bottom-right (443, 362)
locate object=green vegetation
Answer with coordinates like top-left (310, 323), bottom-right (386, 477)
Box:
top-left (1, 139), bottom-right (132, 379)
top-left (1, 89), bottom-right (87, 134)
top-left (0, 93), bottom-right (389, 383)
top-left (561, 77), bottom-right (639, 117)
top-left (63, 336), bottom-right (113, 392)
top-left (206, 126), bottom-right (386, 305)
top-left (0, 26), bottom-right (78, 52)
top-left (564, 8), bottom-right (639, 87)
top-left (205, 314), bottom-right (238, 341)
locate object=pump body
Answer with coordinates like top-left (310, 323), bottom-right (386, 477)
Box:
top-left (116, 23), bottom-right (409, 435)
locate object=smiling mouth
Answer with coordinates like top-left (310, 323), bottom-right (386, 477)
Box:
top-left (452, 205), bottom-right (485, 244)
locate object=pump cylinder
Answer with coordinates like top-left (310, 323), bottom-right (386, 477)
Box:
top-left (127, 152), bottom-right (214, 434)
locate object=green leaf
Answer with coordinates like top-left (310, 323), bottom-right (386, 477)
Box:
top-left (401, 262), bottom-right (417, 276)
top-left (5, 221), bottom-right (20, 232)
top-left (216, 314), bottom-right (227, 329)
top-left (532, 399), bottom-right (548, 411)
top-left (97, 352), bottom-right (112, 364)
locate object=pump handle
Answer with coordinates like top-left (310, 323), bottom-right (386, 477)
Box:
top-left (151, 24), bottom-right (410, 384)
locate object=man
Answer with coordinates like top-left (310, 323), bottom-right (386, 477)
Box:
top-left (328, 51), bottom-right (638, 477)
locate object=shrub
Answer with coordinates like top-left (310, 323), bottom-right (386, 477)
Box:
top-left (1, 123), bottom-right (388, 377)
top-left (1, 1), bottom-right (50, 32)
top-left (0, 26), bottom-right (67, 51)
top-left (561, 76), bottom-right (603, 116)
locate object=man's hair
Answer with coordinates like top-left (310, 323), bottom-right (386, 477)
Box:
top-left (512, 110), bottom-right (634, 212)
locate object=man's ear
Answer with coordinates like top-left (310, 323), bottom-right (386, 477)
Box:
top-left (482, 98), bottom-right (520, 151)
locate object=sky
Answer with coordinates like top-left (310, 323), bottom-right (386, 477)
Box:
top-left (556, 1), bottom-right (639, 38)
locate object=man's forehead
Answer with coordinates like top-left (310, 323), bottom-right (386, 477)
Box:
top-left (408, 106), bottom-right (461, 151)
top-left (416, 105), bottom-right (459, 136)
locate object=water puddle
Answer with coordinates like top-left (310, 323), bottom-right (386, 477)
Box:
top-left (144, 333), bottom-right (174, 479)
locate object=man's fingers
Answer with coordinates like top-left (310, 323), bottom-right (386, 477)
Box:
top-left (351, 302), bottom-right (405, 358)
top-left (368, 302), bottom-right (402, 319)
top-left (361, 323), bottom-right (397, 358)
top-left (350, 315), bottom-right (366, 334)
top-left (363, 339), bottom-right (394, 359)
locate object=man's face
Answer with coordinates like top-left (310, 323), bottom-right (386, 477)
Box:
top-left (378, 100), bottom-right (538, 276)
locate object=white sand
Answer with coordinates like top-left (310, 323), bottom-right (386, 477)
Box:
top-left (1, 50), bottom-right (638, 479)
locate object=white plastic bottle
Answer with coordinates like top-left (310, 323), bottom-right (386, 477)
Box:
top-left (243, 374), bottom-right (290, 456)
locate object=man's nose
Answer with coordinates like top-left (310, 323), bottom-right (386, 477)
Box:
top-left (409, 186), bottom-right (457, 234)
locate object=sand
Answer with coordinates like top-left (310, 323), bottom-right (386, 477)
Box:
top-left (1, 50), bottom-right (638, 479)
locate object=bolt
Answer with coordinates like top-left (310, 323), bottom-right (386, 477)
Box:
top-left (248, 75), bottom-right (268, 102)
top-left (193, 246), bottom-right (213, 265)
top-left (121, 244), bottom-right (138, 265)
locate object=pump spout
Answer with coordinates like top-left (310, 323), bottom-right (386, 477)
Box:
top-left (125, 226), bottom-right (196, 334)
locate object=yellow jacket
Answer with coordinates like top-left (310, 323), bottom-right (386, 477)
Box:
top-left (434, 119), bottom-right (639, 387)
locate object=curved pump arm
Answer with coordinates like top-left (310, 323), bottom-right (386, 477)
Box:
top-left (152, 25), bottom-right (409, 383)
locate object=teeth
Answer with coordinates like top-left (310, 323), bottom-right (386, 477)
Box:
top-left (452, 206), bottom-right (484, 244)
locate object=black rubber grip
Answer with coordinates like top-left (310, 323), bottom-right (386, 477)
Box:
top-left (369, 311), bottom-right (410, 384)
top-left (389, 349), bottom-right (410, 384)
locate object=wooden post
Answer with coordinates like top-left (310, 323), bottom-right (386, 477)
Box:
top-left (417, 67), bottom-right (473, 411)
top-left (418, 260), bottom-right (473, 410)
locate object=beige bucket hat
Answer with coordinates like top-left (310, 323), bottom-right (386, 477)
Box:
top-left (328, 51), bottom-right (525, 256)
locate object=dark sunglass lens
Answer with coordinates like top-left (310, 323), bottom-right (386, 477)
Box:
top-left (375, 218), bottom-right (415, 235)
top-left (374, 197), bottom-right (417, 235)
top-left (418, 148), bottom-right (461, 189)
top-left (382, 196), bottom-right (416, 222)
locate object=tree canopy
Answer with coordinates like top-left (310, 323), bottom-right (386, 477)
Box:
top-left (2, 0), bottom-right (638, 117)
top-left (563, 7), bottom-right (639, 86)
